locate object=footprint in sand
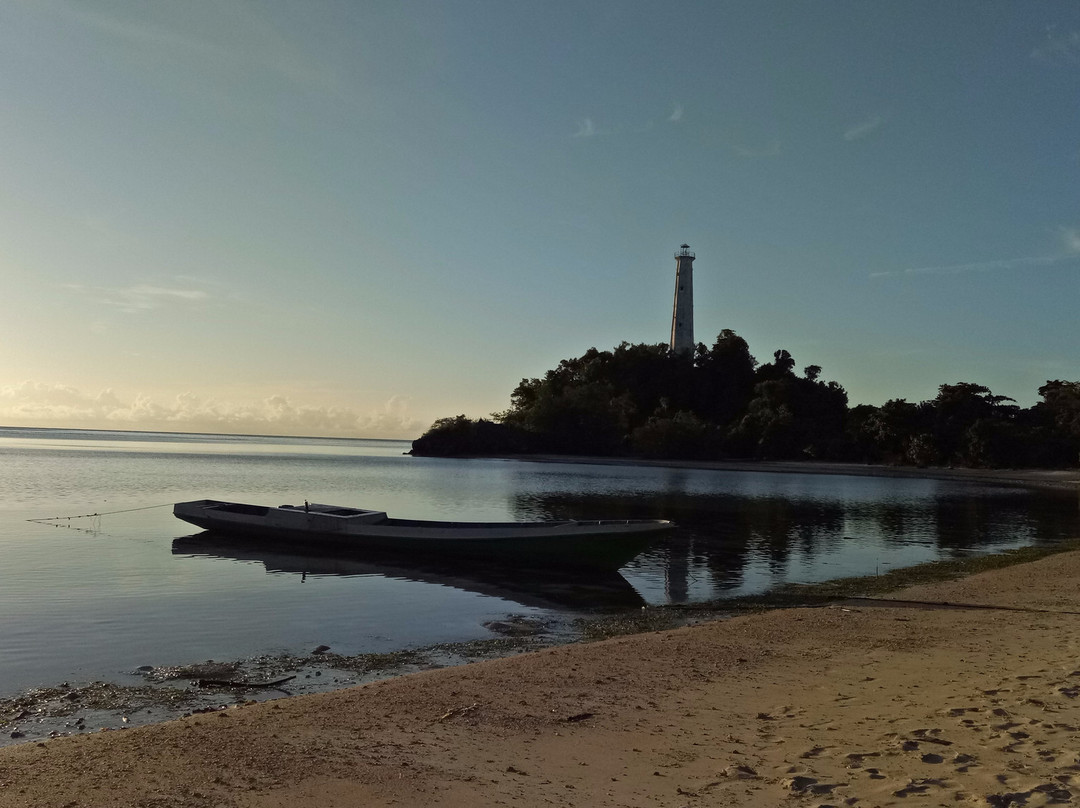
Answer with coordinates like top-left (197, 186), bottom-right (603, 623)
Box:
top-left (992, 720), bottom-right (1022, 731)
top-left (985, 785), bottom-right (1073, 806)
top-left (911, 728), bottom-right (945, 738)
top-left (844, 752), bottom-right (881, 770)
top-left (953, 752), bottom-right (978, 773)
top-left (781, 775), bottom-right (845, 796)
top-left (945, 706), bottom-right (981, 718)
top-left (892, 777), bottom-right (949, 797)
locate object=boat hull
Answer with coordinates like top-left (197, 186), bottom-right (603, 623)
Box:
top-left (173, 500), bottom-right (673, 570)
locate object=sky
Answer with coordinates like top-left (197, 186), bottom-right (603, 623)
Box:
top-left (0, 1), bottom-right (1077, 439)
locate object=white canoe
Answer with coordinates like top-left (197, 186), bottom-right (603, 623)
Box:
top-left (173, 500), bottom-right (674, 570)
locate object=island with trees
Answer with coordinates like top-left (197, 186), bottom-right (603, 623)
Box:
top-left (411, 330), bottom-right (1080, 469)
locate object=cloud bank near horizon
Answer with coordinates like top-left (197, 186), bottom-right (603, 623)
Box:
top-left (0, 382), bottom-right (423, 439)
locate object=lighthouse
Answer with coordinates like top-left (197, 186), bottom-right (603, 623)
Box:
top-left (669, 244), bottom-right (695, 354)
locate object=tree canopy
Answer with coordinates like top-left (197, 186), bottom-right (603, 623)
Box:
top-left (411, 331), bottom-right (1080, 469)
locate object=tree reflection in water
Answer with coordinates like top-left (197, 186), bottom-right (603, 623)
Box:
top-left (512, 475), bottom-right (1079, 603)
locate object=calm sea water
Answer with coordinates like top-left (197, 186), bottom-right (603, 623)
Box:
top-left (0, 426), bottom-right (1076, 695)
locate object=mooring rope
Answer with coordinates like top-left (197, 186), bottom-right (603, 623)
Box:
top-left (27, 503), bottom-right (174, 523)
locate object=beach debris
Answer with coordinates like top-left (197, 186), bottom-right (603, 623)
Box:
top-left (563, 712), bottom-right (594, 723)
top-left (192, 675), bottom-right (297, 690)
top-left (0, 681), bottom-right (201, 735)
top-left (574, 609), bottom-right (685, 641)
top-left (184, 705), bottom-right (231, 717)
top-left (437, 702), bottom-right (479, 722)
top-left (305, 648), bottom-right (430, 673)
top-left (143, 661), bottom-right (241, 683)
top-left (483, 616), bottom-right (549, 637)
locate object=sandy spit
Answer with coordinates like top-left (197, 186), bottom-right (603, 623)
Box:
top-left (4, 549), bottom-right (1080, 806)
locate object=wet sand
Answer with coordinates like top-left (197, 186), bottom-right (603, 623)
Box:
top-left (3, 547), bottom-right (1080, 806)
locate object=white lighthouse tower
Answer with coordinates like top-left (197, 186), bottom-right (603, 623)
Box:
top-left (669, 244), bottom-right (695, 354)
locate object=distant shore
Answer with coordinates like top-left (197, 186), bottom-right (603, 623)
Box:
top-left (5, 544), bottom-right (1080, 806)
top-left (482, 453), bottom-right (1080, 489)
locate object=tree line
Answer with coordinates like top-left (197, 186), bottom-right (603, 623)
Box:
top-left (411, 330), bottom-right (1080, 468)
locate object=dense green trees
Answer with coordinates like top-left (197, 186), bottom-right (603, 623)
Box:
top-left (411, 331), bottom-right (1080, 469)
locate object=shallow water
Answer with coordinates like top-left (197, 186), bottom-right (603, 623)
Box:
top-left (0, 427), bottom-right (1076, 695)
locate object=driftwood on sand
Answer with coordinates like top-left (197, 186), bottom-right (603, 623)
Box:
top-left (193, 675), bottom-right (297, 689)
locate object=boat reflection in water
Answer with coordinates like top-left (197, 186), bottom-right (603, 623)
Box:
top-left (172, 533), bottom-right (646, 613)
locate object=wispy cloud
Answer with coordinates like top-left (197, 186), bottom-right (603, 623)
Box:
top-left (64, 281), bottom-right (212, 312)
top-left (870, 254), bottom-right (1072, 278)
top-left (871, 230), bottom-right (1080, 278)
top-left (843, 113), bottom-right (887, 141)
top-left (1031, 26), bottom-right (1080, 64)
top-left (1060, 225), bottom-right (1080, 253)
top-left (34, 0), bottom-right (218, 56)
top-left (25, 0), bottom-right (337, 91)
top-left (572, 103), bottom-right (688, 138)
top-left (572, 118), bottom-right (599, 138)
top-left (0, 384), bottom-right (423, 439)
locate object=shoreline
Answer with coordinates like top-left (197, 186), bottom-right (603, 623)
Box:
top-left (4, 545), bottom-right (1080, 806)
top-left (2, 542), bottom-right (1073, 751)
top-left (471, 453), bottom-right (1080, 490)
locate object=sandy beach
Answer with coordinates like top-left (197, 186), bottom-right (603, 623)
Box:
top-left (2, 542), bottom-right (1079, 807)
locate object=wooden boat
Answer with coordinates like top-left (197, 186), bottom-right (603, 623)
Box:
top-left (172, 500), bottom-right (674, 570)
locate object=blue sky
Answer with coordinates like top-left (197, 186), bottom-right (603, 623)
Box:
top-left (0, 1), bottom-right (1077, 437)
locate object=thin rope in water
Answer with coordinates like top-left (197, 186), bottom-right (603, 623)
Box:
top-left (27, 503), bottom-right (173, 523)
